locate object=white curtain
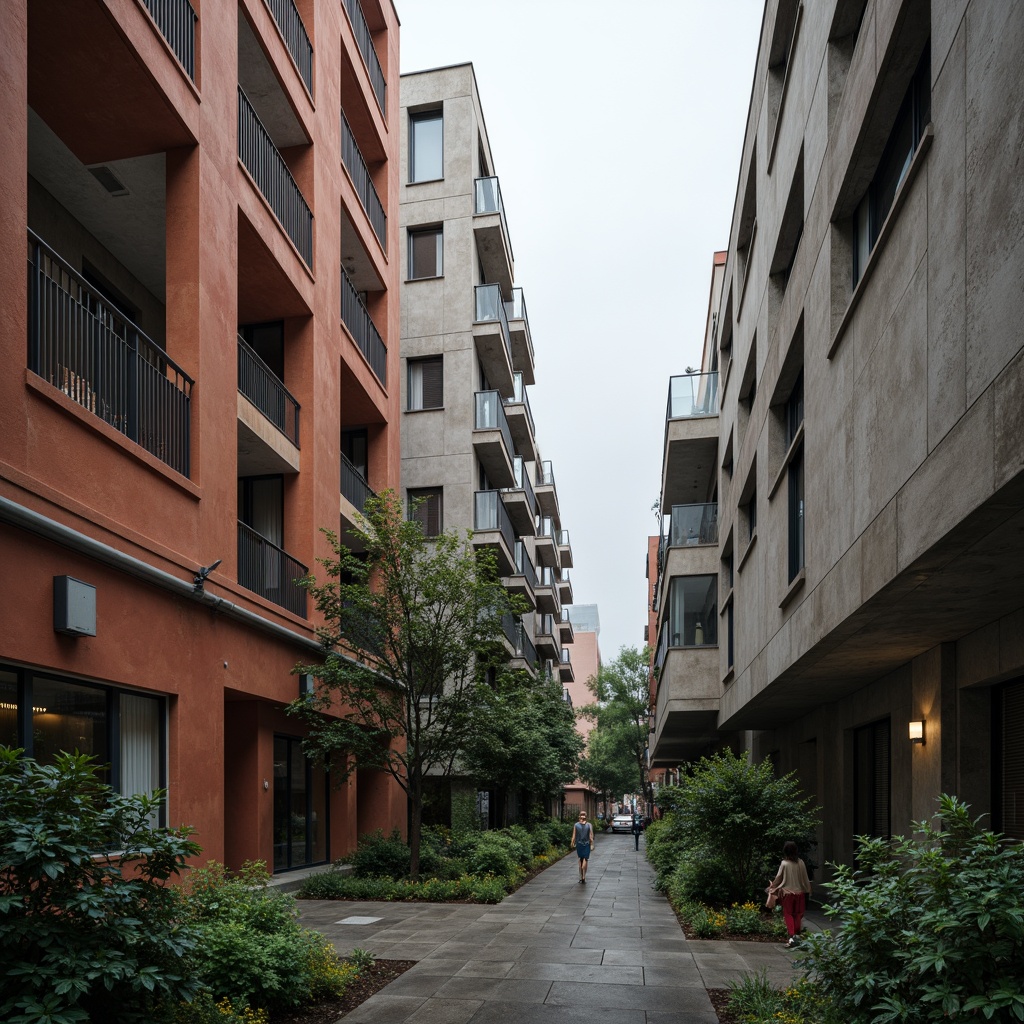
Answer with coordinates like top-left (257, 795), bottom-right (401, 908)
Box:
top-left (121, 693), bottom-right (161, 825)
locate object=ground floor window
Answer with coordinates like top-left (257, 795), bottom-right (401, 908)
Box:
top-left (0, 664), bottom-right (165, 822)
top-left (995, 678), bottom-right (1024, 841)
top-left (853, 718), bottom-right (890, 840)
top-left (273, 735), bottom-right (329, 872)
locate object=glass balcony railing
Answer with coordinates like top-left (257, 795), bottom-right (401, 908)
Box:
top-left (474, 176), bottom-right (513, 260)
top-left (340, 452), bottom-right (375, 514)
top-left (474, 284), bottom-right (512, 364)
top-left (538, 566), bottom-right (556, 588)
top-left (27, 231), bottom-right (192, 477)
top-left (536, 515), bottom-right (555, 539)
top-left (237, 521), bottom-right (307, 616)
top-left (560, 647), bottom-right (571, 665)
top-left (263, 0), bottom-right (313, 95)
top-left (474, 490), bottom-right (515, 553)
top-left (142, 0), bottom-right (197, 80)
top-left (666, 503), bottom-right (719, 547)
top-left (237, 88), bottom-right (313, 268)
top-left (504, 371), bottom-right (535, 436)
top-left (341, 264), bottom-right (387, 386)
top-left (505, 286), bottom-right (527, 321)
top-left (667, 371), bottom-right (719, 419)
top-left (341, 110), bottom-right (386, 251)
top-left (513, 540), bottom-right (537, 591)
top-left (537, 613), bottom-right (556, 637)
top-left (474, 390), bottom-right (514, 458)
top-left (505, 456), bottom-right (537, 519)
top-left (538, 460), bottom-right (555, 487)
top-left (237, 334), bottom-right (300, 446)
top-left (341, 0), bottom-right (385, 113)
top-left (558, 529), bottom-right (570, 548)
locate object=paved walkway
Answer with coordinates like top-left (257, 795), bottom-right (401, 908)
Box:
top-left (297, 833), bottom-right (819, 1024)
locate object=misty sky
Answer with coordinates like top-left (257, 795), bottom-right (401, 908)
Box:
top-left (398, 0), bottom-right (764, 660)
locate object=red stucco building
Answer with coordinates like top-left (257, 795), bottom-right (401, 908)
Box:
top-left (0, 0), bottom-right (405, 873)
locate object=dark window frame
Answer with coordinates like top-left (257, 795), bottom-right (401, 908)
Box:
top-left (407, 355), bottom-right (443, 411)
top-left (408, 486), bottom-right (443, 537)
top-left (409, 108), bottom-right (444, 184)
top-left (408, 225), bottom-right (443, 280)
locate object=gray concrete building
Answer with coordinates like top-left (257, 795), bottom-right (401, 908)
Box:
top-left (398, 64), bottom-right (576, 807)
top-left (651, 0), bottom-right (1024, 878)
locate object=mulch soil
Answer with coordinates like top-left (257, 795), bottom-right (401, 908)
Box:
top-left (268, 959), bottom-right (416, 1024)
top-left (707, 988), bottom-right (739, 1024)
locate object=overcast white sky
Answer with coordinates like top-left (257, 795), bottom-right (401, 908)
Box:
top-left (398, 1), bottom-right (764, 661)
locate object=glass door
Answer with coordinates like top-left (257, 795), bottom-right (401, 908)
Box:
top-left (273, 736), bottom-right (328, 872)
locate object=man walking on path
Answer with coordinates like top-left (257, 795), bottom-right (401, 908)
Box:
top-left (571, 812), bottom-right (594, 883)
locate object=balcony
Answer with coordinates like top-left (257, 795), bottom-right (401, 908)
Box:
top-left (662, 372), bottom-right (719, 510)
top-left (535, 565), bottom-right (559, 616)
top-left (237, 334), bottom-right (299, 446)
top-left (473, 490), bottom-right (516, 575)
top-left (473, 391), bottom-right (515, 487)
top-left (504, 288), bottom-right (535, 385)
top-left (557, 528), bottom-right (574, 569)
top-left (535, 459), bottom-right (559, 518)
top-left (236, 335), bottom-right (300, 477)
top-left (501, 456), bottom-right (537, 537)
top-left (27, 231), bottom-right (192, 477)
top-left (662, 504), bottom-right (719, 565)
top-left (341, 264), bottom-right (387, 386)
top-left (535, 515), bottom-right (559, 569)
top-left (502, 613), bottom-right (537, 675)
top-left (559, 608), bottom-right (574, 644)
top-left (237, 521), bottom-right (307, 617)
top-left (535, 613), bottom-right (559, 660)
top-left (506, 540), bottom-right (537, 609)
top-left (264, 0), bottom-right (313, 96)
top-left (237, 87), bottom-right (313, 268)
top-left (340, 452), bottom-right (375, 516)
top-left (559, 647), bottom-right (574, 683)
top-left (341, 111), bottom-right (386, 253)
top-left (503, 372), bottom-right (538, 464)
top-left (341, 0), bottom-right (386, 115)
top-left (649, 621), bottom-right (719, 767)
top-left (557, 568), bottom-right (573, 607)
top-left (473, 176), bottom-right (513, 295)
top-left (473, 285), bottom-right (514, 395)
top-left (141, 0), bottom-right (197, 80)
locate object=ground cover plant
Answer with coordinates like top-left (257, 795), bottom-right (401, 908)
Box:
top-left (717, 971), bottom-right (842, 1024)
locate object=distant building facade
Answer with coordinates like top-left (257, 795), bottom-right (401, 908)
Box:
top-left (563, 604), bottom-right (601, 820)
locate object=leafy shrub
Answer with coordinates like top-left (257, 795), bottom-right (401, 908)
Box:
top-left (0, 748), bottom-right (201, 1024)
top-left (173, 991), bottom-right (269, 1024)
top-left (800, 795), bottom-right (1024, 1024)
top-left (666, 854), bottom-right (734, 908)
top-left (725, 901), bottom-right (766, 935)
top-left (351, 829), bottom-right (411, 880)
top-left (348, 948), bottom-right (375, 971)
top-left (686, 903), bottom-right (726, 938)
top-left (726, 972), bottom-right (839, 1024)
top-left (298, 871), bottom-right (508, 903)
top-left (504, 825), bottom-right (534, 867)
top-left (469, 835), bottom-right (516, 877)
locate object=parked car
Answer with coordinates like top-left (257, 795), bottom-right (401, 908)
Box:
top-left (611, 813), bottom-right (634, 833)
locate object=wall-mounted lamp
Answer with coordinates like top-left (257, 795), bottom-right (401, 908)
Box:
top-left (909, 720), bottom-right (925, 745)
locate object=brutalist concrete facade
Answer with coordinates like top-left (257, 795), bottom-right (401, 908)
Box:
top-left (652, 0), bottom-right (1024, 877)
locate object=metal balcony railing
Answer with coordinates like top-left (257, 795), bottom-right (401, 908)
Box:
top-left (504, 372), bottom-right (536, 436)
top-left (341, 0), bottom-right (385, 113)
top-left (513, 540), bottom-right (537, 591)
top-left (506, 456), bottom-right (537, 519)
top-left (237, 335), bottom-right (300, 446)
top-left (341, 452), bottom-right (375, 514)
top-left (27, 231), bottom-right (192, 476)
top-left (666, 503), bottom-right (719, 547)
top-left (341, 111), bottom-right (386, 252)
top-left (501, 611), bottom-right (519, 648)
top-left (474, 391), bottom-right (514, 457)
top-left (474, 284), bottom-right (512, 364)
top-left (340, 264), bottom-right (387, 386)
top-left (474, 176), bottom-right (513, 261)
top-left (263, 0), bottom-right (313, 95)
top-left (237, 87), bottom-right (313, 268)
top-left (237, 521), bottom-right (307, 616)
top-left (667, 371), bottom-right (719, 418)
top-left (141, 0), bottom-right (197, 80)
top-left (539, 460), bottom-right (555, 487)
top-left (474, 490), bottom-right (515, 554)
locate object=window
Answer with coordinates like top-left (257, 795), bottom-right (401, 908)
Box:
top-left (407, 356), bottom-right (443, 411)
top-left (745, 486), bottom-right (758, 542)
top-left (726, 602), bottom-right (734, 671)
top-left (852, 45), bottom-right (930, 284)
top-left (854, 718), bottom-right (891, 840)
top-left (273, 735), bottom-right (329, 871)
top-left (0, 665), bottom-right (164, 821)
top-left (408, 487), bottom-right (442, 537)
top-left (668, 576), bottom-right (718, 647)
top-left (408, 226), bottom-right (442, 280)
top-left (409, 109), bottom-right (443, 183)
top-left (786, 372), bottom-right (805, 582)
top-left (995, 678), bottom-right (1024, 840)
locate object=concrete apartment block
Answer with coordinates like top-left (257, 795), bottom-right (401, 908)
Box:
top-left (399, 63), bottom-right (576, 822)
top-left (651, 0), bottom-right (1024, 877)
top-left (1, 0), bottom-right (405, 873)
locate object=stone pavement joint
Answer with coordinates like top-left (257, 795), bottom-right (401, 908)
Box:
top-left (296, 834), bottom-right (810, 1023)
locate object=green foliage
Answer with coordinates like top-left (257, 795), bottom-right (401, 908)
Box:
top-left (669, 898), bottom-right (786, 940)
top-left (450, 787), bottom-right (480, 834)
top-left (290, 490), bottom-right (523, 877)
top-left (298, 870), bottom-right (509, 904)
top-left (652, 751), bottom-right (818, 903)
top-left (181, 861), bottom-right (349, 1013)
top-left (348, 948), bottom-right (375, 971)
top-left (351, 829), bottom-right (412, 879)
top-left (0, 747), bottom-right (201, 1024)
top-left (173, 991), bottom-right (269, 1024)
top-left (799, 795), bottom-right (1024, 1024)
top-left (726, 972), bottom-right (840, 1024)
top-left (725, 901), bottom-right (770, 935)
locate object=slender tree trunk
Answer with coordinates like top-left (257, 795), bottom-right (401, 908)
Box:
top-left (409, 773), bottom-right (423, 880)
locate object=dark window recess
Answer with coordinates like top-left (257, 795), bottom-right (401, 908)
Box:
top-left (408, 487), bottom-right (442, 537)
top-left (746, 487), bottom-right (758, 541)
top-left (854, 718), bottom-right (891, 841)
top-left (408, 356), bottom-right (443, 410)
top-left (342, 428), bottom-right (368, 478)
top-left (996, 679), bottom-right (1024, 841)
top-left (241, 322), bottom-right (285, 382)
top-left (409, 226), bottom-right (442, 279)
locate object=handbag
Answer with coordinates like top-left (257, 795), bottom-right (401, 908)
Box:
top-left (765, 885), bottom-right (779, 909)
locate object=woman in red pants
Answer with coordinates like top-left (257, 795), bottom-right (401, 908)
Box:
top-left (768, 841), bottom-right (812, 947)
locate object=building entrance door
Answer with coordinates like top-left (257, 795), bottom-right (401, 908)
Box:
top-left (273, 735), bottom-right (328, 872)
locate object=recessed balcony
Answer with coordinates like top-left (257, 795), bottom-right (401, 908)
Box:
top-left (473, 176), bottom-right (513, 296)
top-left (340, 451), bottom-right (375, 532)
top-left (237, 334), bottom-right (300, 476)
top-left (535, 613), bottom-right (559, 660)
top-left (501, 456), bottom-right (537, 537)
top-left (341, 110), bottom-right (386, 253)
top-left (141, 0), bottom-right (197, 80)
top-left (473, 490), bottom-right (516, 575)
top-left (559, 608), bottom-right (574, 644)
top-left (503, 372), bottom-right (538, 464)
top-left (237, 521), bottom-right (307, 617)
top-left (662, 372), bottom-right (719, 510)
top-left (534, 515), bottom-right (559, 570)
top-left (473, 285), bottom-right (514, 396)
top-left (263, 0), bottom-right (314, 96)
top-left (557, 529), bottom-right (573, 569)
top-left (504, 288), bottom-right (535, 385)
top-left (559, 647), bottom-right (574, 683)
top-left (502, 612), bottom-right (537, 676)
top-left (341, 0), bottom-right (386, 116)
top-left (535, 459), bottom-right (559, 519)
top-left (557, 568), bottom-right (573, 607)
top-left (506, 540), bottom-right (537, 609)
top-left (341, 264), bottom-right (387, 386)
top-left (535, 565), bottom-right (560, 616)
top-left (473, 391), bottom-right (515, 487)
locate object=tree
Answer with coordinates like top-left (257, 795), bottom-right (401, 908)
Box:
top-left (580, 645), bottom-right (654, 810)
top-left (578, 726), bottom-right (637, 818)
top-left (290, 490), bottom-right (519, 878)
top-left (462, 670), bottom-right (584, 825)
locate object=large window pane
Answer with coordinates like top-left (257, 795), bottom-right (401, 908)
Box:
top-left (668, 575), bottom-right (718, 647)
top-left (0, 670), bottom-right (19, 747)
top-left (121, 693), bottom-right (162, 822)
top-left (410, 111), bottom-right (443, 182)
top-left (33, 677), bottom-right (109, 769)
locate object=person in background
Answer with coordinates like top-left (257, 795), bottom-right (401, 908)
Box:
top-left (631, 814), bottom-right (642, 851)
top-left (768, 840), bottom-right (812, 947)
top-left (571, 812), bottom-right (594, 884)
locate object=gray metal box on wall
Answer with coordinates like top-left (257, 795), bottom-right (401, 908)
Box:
top-left (53, 576), bottom-right (97, 636)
